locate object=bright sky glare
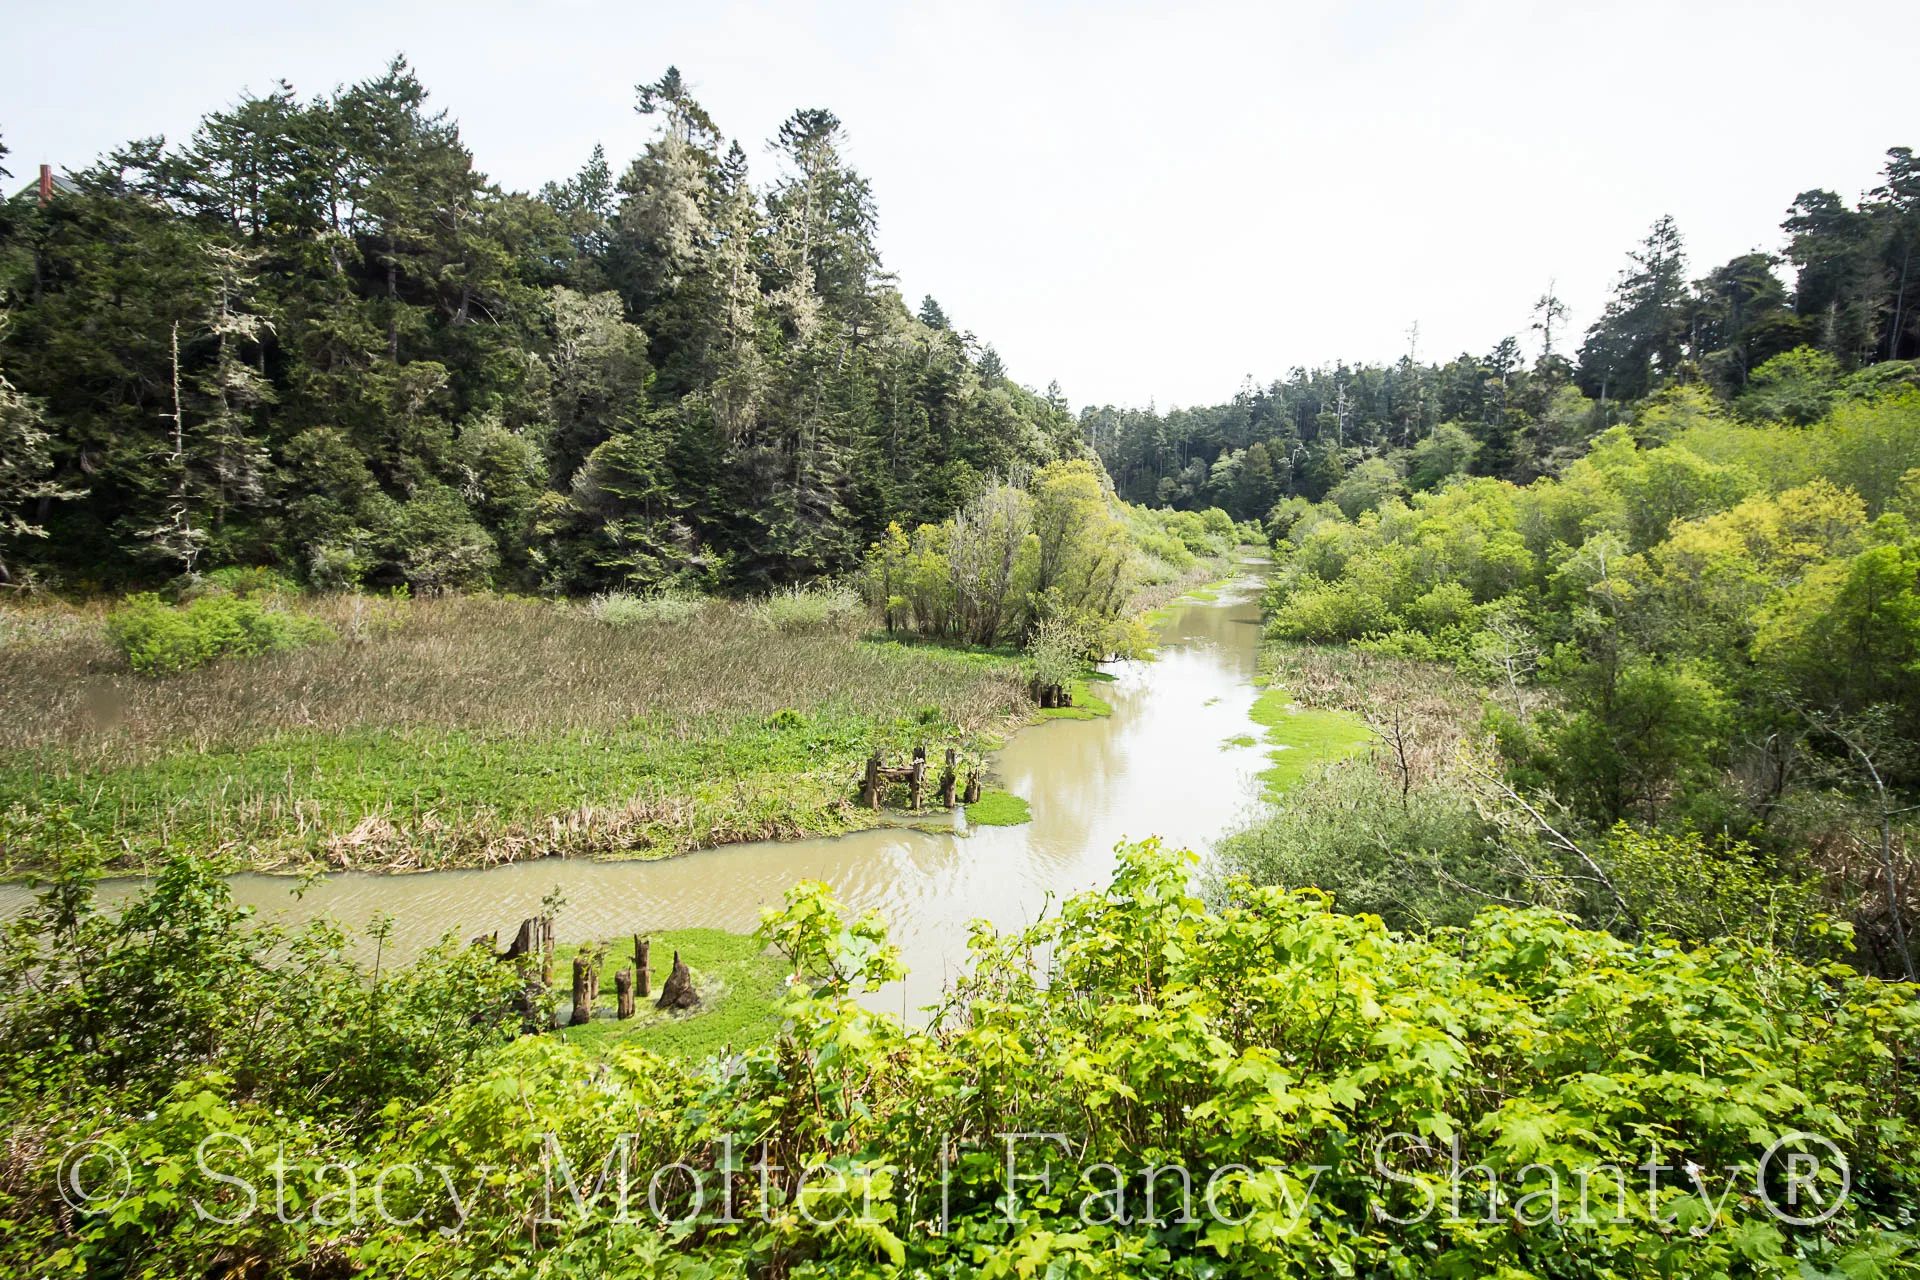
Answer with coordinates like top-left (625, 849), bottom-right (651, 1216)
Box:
top-left (4, 0), bottom-right (1913, 411)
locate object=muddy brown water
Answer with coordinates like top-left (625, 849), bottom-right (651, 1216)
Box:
top-left (3, 576), bottom-right (1280, 1017)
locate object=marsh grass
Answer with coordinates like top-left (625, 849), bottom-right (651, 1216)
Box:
top-left (0, 593), bottom-right (1029, 873)
top-left (1254, 643), bottom-right (1488, 792)
top-left (1248, 687), bottom-right (1375, 794)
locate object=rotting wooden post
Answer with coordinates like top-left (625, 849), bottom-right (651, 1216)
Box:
top-left (656, 949), bottom-right (700, 1010)
top-left (909, 745), bottom-right (928, 811)
top-left (861, 749), bottom-right (883, 809)
top-left (635, 936), bottom-right (651, 998)
top-left (470, 929), bottom-right (498, 953)
top-left (505, 917), bottom-right (535, 961)
top-left (540, 917), bottom-right (554, 987)
top-left (964, 772), bottom-right (981, 804)
top-left (570, 954), bottom-right (593, 1026)
top-left (616, 968), bottom-right (635, 1019)
top-left (939, 747), bottom-right (957, 809)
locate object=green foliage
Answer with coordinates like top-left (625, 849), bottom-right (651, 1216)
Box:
top-left (1215, 757), bottom-right (1530, 930)
top-left (863, 460), bottom-right (1169, 652)
top-left (105, 591), bottom-right (334, 675)
top-left (10, 841), bottom-right (1916, 1278)
top-left (1326, 455), bottom-right (1402, 518)
top-left (587, 589), bottom-right (706, 626)
top-left (1025, 613), bottom-right (1086, 694)
top-left (0, 849), bottom-right (517, 1120)
top-left (0, 61), bottom-right (1087, 596)
top-left (1602, 824), bottom-right (1826, 950)
top-left (754, 878), bottom-right (904, 995)
top-left (752, 582), bottom-right (866, 632)
top-left (1408, 421), bottom-right (1479, 490)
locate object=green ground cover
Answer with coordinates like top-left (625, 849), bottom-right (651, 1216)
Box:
top-left (963, 787), bottom-right (1031, 826)
top-left (0, 593), bottom-right (1028, 874)
top-left (548, 928), bottom-right (786, 1063)
top-left (1247, 683), bottom-right (1375, 795)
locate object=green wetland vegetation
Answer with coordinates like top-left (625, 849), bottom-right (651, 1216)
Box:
top-left (0, 590), bottom-right (1037, 873)
top-left (1, 55), bottom-right (1919, 1280)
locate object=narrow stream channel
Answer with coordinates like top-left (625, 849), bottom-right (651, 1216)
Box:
top-left (4, 576), bottom-right (1279, 1015)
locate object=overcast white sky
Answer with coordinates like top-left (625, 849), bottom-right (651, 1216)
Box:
top-left (3, 1), bottom-right (1913, 410)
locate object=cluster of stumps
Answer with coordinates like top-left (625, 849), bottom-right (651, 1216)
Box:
top-left (470, 920), bottom-right (697, 1031)
top-left (859, 745), bottom-right (982, 811)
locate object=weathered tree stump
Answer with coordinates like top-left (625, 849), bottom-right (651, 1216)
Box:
top-left (908, 745), bottom-right (928, 811)
top-left (861, 749), bottom-right (883, 809)
top-left (939, 746), bottom-right (958, 808)
top-left (570, 954), bottom-right (594, 1025)
top-left (655, 949), bottom-right (700, 1010)
top-left (634, 935), bottom-right (651, 997)
top-left (502, 917), bottom-right (557, 1034)
top-left (963, 772), bottom-right (982, 804)
top-left (616, 968), bottom-right (635, 1019)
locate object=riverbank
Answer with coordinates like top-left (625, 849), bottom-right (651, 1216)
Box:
top-left (0, 593), bottom-right (1029, 877)
top-left (0, 553), bottom-right (1237, 878)
top-left (0, 550), bottom-right (1280, 1006)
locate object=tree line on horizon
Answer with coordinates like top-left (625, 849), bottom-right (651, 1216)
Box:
top-left (1091, 147), bottom-right (1919, 522)
top-left (0, 59), bottom-right (1084, 594)
top-left (1, 58), bottom-right (1914, 599)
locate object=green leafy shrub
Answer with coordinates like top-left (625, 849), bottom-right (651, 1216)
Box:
top-left (752, 582), bottom-right (865, 632)
top-left (105, 592), bottom-right (335, 675)
top-left (1267, 574), bottom-right (1395, 641)
top-left (194, 565), bottom-right (300, 598)
top-left (16, 841), bottom-right (1911, 1278)
top-left (587, 590), bottom-right (706, 627)
top-left (1025, 613), bottom-right (1087, 698)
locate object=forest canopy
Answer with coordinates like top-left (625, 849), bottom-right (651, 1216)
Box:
top-left (0, 60), bottom-right (1086, 595)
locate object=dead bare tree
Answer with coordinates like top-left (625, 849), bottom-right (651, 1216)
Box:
top-left (1802, 708), bottom-right (1917, 982)
top-left (1459, 745), bottom-right (1641, 934)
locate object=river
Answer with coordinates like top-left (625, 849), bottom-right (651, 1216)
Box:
top-left (3, 574), bottom-right (1282, 1016)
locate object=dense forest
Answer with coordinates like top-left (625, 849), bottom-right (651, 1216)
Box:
top-left (0, 60), bottom-right (1083, 595)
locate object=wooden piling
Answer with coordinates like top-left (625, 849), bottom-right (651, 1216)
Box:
top-left (570, 954), bottom-right (593, 1026)
top-left (909, 745), bottom-right (928, 811)
top-left (616, 969), bottom-right (635, 1019)
top-left (939, 746), bottom-right (958, 808)
top-left (635, 936), bottom-right (652, 997)
top-left (964, 772), bottom-right (981, 804)
top-left (861, 749), bottom-right (883, 809)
